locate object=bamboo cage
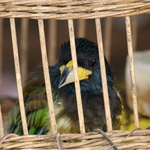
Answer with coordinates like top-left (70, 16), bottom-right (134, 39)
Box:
top-left (0, 0), bottom-right (150, 149)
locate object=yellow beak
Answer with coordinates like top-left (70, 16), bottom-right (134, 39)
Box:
top-left (59, 60), bottom-right (92, 88)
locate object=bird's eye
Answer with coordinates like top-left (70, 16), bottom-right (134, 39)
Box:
top-left (89, 59), bottom-right (97, 67)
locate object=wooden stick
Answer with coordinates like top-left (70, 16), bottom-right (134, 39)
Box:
top-left (125, 16), bottom-right (139, 128)
top-left (20, 19), bottom-right (29, 83)
top-left (77, 19), bottom-right (86, 37)
top-left (0, 19), bottom-right (3, 94)
top-left (104, 17), bottom-right (112, 62)
top-left (38, 19), bottom-right (57, 134)
top-left (68, 19), bottom-right (85, 133)
top-left (131, 15), bottom-right (138, 51)
top-left (95, 18), bottom-right (112, 131)
top-left (10, 18), bottom-right (28, 135)
top-left (48, 19), bottom-right (57, 66)
top-left (0, 105), bottom-right (4, 137)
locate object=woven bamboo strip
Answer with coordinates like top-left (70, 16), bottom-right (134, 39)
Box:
top-left (125, 16), bottom-right (139, 128)
top-left (0, 0), bottom-right (148, 6)
top-left (0, 0), bottom-right (149, 19)
top-left (0, 105), bottom-right (4, 137)
top-left (0, 0), bottom-right (141, 6)
top-left (0, 19), bottom-right (3, 94)
top-left (10, 18), bottom-right (28, 135)
top-left (104, 17), bottom-right (112, 62)
top-left (77, 19), bottom-right (86, 37)
top-left (0, 1), bottom-right (148, 12)
top-left (68, 19), bottom-right (85, 134)
top-left (95, 18), bottom-right (112, 131)
top-left (1, 130), bottom-right (150, 142)
top-left (20, 19), bottom-right (29, 83)
top-left (0, 3), bottom-right (148, 15)
top-left (38, 19), bottom-right (57, 134)
top-left (48, 19), bottom-right (57, 66)
top-left (1, 130), bottom-right (150, 143)
top-left (0, 8), bottom-right (149, 20)
top-left (1, 130), bottom-right (150, 149)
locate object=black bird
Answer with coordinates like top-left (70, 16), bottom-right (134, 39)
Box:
top-left (7, 38), bottom-right (122, 135)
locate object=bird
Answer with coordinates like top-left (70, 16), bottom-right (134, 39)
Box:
top-left (7, 38), bottom-right (122, 135)
top-left (126, 50), bottom-right (150, 118)
top-left (124, 50), bottom-right (150, 130)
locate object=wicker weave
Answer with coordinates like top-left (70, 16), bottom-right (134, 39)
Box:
top-left (0, 129), bottom-right (150, 149)
top-left (0, 0), bottom-right (150, 19)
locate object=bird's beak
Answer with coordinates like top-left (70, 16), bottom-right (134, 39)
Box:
top-left (59, 60), bottom-right (92, 88)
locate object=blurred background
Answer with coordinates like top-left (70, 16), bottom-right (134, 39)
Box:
top-left (0, 14), bottom-right (150, 131)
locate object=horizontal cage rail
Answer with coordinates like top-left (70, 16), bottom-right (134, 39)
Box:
top-left (0, 0), bottom-right (149, 19)
top-left (0, 129), bottom-right (150, 149)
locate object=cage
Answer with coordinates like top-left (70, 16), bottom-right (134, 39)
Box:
top-left (0, 0), bottom-right (150, 149)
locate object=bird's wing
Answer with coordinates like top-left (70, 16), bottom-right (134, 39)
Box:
top-left (7, 67), bottom-right (58, 135)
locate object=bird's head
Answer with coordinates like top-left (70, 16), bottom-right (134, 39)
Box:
top-left (58, 38), bottom-right (100, 88)
top-left (51, 38), bottom-right (114, 95)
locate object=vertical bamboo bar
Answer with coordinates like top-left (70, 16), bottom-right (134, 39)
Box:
top-left (20, 19), bottom-right (29, 83)
top-left (77, 19), bottom-right (86, 37)
top-left (68, 19), bottom-right (85, 133)
top-left (0, 19), bottom-right (3, 94)
top-left (132, 16), bottom-right (138, 51)
top-left (38, 19), bottom-right (57, 134)
top-left (0, 106), bottom-right (4, 137)
top-left (48, 19), bottom-right (57, 66)
top-left (10, 18), bottom-right (28, 135)
top-left (125, 16), bottom-right (139, 128)
top-left (104, 18), bottom-right (112, 62)
top-left (95, 18), bottom-right (112, 131)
